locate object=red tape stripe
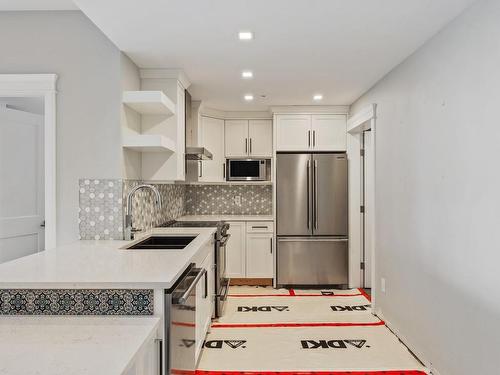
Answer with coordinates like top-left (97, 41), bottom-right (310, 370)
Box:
top-left (211, 321), bottom-right (385, 329)
top-left (289, 288), bottom-right (296, 296)
top-left (198, 372), bottom-right (426, 375)
top-left (358, 288), bottom-right (372, 302)
top-left (228, 293), bottom-right (363, 298)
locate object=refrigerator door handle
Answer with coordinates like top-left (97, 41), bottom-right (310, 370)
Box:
top-left (314, 159), bottom-right (318, 230)
top-left (307, 159), bottom-right (311, 229)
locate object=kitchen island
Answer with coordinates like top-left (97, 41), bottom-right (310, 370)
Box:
top-left (0, 227), bottom-right (217, 375)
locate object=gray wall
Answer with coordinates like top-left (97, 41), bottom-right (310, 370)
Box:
top-left (0, 11), bottom-right (124, 245)
top-left (350, 1), bottom-right (500, 373)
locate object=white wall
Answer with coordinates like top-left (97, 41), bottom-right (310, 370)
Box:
top-left (350, 1), bottom-right (500, 374)
top-left (0, 11), bottom-right (123, 245)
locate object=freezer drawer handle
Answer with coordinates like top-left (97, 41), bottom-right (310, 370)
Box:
top-left (278, 237), bottom-right (348, 242)
top-left (175, 268), bottom-right (206, 304)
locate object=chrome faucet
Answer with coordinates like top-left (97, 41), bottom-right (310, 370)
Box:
top-left (124, 184), bottom-right (162, 240)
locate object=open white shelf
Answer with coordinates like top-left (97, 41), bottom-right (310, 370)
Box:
top-left (122, 90), bottom-right (176, 115)
top-left (122, 134), bottom-right (176, 153)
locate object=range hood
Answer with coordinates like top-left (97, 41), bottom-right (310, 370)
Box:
top-left (184, 91), bottom-right (213, 161)
top-left (185, 146), bottom-right (213, 160)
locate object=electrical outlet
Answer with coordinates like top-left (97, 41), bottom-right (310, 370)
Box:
top-left (381, 277), bottom-right (386, 293)
top-left (234, 195), bottom-right (241, 206)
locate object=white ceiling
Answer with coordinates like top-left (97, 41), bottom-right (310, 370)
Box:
top-left (7, 0), bottom-right (476, 110)
top-left (0, 0), bottom-right (76, 10)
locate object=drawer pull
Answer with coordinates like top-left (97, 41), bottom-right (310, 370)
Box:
top-left (252, 226), bottom-right (268, 229)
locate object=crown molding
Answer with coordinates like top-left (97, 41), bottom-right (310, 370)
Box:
top-left (139, 69), bottom-right (191, 89)
top-left (270, 105), bottom-right (350, 115)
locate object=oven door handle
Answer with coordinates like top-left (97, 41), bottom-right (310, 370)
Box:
top-left (218, 278), bottom-right (230, 302)
top-left (174, 268), bottom-right (206, 304)
top-left (219, 233), bottom-right (231, 246)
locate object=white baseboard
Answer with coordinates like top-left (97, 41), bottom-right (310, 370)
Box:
top-left (375, 308), bottom-right (436, 374)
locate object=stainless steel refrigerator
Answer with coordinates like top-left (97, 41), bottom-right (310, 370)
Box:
top-left (276, 153), bottom-right (348, 287)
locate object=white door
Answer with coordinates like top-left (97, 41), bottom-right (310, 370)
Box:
top-left (225, 221), bottom-right (246, 278)
top-left (0, 105), bottom-right (44, 263)
top-left (276, 115), bottom-right (311, 151)
top-left (225, 120), bottom-right (248, 157)
top-left (199, 116), bottom-right (225, 182)
top-left (311, 114), bottom-right (347, 151)
top-left (246, 233), bottom-right (273, 277)
top-left (363, 130), bottom-right (374, 288)
top-left (248, 119), bottom-right (272, 157)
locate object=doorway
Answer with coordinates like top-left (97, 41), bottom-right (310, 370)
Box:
top-left (0, 74), bottom-right (57, 261)
top-left (0, 99), bottom-right (45, 262)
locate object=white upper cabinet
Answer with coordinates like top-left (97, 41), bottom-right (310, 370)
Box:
top-left (248, 120), bottom-right (272, 157)
top-left (311, 114), bottom-right (346, 151)
top-left (276, 114), bottom-right (347, 151)
top-left (225, 119), bottom-right (272, 157)
top-left (276, 115), bottom-right (311, 151)
top-left (199, 116), bottom-right (225, 182)
top-left (225, 120), bottom-right (248, 157)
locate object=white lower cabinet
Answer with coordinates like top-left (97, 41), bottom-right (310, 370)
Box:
top-left (246, 233), bottom-right (273, 277)
top-left (226, 221), bottom-right (274, 278)
top-left (226, 222), bottom-right (246, 278)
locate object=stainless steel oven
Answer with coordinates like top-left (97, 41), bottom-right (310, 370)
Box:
top-left (226, 158), bottom-right (271, 181)
top-left (159, 220), bottom-right (230, 318)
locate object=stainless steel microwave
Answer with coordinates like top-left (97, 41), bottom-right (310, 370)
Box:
top-left (226, 158), bottom-right (271, 181)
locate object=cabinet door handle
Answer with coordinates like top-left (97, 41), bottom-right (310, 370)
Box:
top-left (249, 138), bottom-right (252, 154)
top-left (313, 130), bottom-right (316, 147)
top-left (223, 163), bottom-right (226, 179)
top-left (198, 161), bottom-right (202, 178)
top-left (308, 130), bottom-right (311, 147)
top-left (270, 238), bottom-right (273, 254)
top-left (245, 138), bottom-right (248, 154)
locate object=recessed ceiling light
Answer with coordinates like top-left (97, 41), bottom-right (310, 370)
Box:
top-left (244, 94), bottom-right (254, 101)
top-left (313, 94), bottom-right (323, 101)
top-left (238, 31), bottom-right (253, 40)
top-left (242, 70), bottom-right (253, 79)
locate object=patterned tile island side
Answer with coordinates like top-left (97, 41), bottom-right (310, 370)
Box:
top-left (0, 289), bottom-right (154, 316)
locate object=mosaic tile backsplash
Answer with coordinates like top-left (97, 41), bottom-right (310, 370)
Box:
top-left (0, 289), bottom-right (154, 316)
top-left (79, 179), bottom-right (186, 240)
top-left (185, 185), bottom-right (272, 215)
top-left (79, 180), bottom-right (272, 239)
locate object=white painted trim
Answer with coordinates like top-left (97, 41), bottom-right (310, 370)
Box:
top-left (347, 104), bottom-right (377, 299)
top-left (0, 74), bottom-right (58, 250)
top-left (270, 105), bottom-right (350, 115)
top-left (200, 105), bottom-right (272, 120)
top-left (376, 310), bottom-right (431, 373)
top-left (139, 68), bottom-right (191, 89)
top-left (348, 103), bottom-right (376, 133)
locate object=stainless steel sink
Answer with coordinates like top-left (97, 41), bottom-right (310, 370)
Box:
top-left (125, 235), bottom-right (196, 250)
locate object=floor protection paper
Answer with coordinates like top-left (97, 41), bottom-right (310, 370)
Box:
top-left (228, 286), bottom-right (363, 297)
top-left (215, 294), bottom-right (378, 326)
top-left (197, 325), bottom-right (427, 373)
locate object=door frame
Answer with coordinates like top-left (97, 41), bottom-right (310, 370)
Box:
top-left (347, 104), bottom-right (377, 304)
top-left (0, 74), bottom-right (58, 250)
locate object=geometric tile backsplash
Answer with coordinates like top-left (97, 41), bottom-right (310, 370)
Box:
top-left (185, 184), bottom-right (272, 215)
top-left (79, 180), bottom-right (272, 240)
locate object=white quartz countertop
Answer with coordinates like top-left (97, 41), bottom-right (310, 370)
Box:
top-left (178, 214), bottom-right (274, 222)
top-left (0, 316), bottom-right (160, 375)
top-left (0, 227), bottom-right (216, 289)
